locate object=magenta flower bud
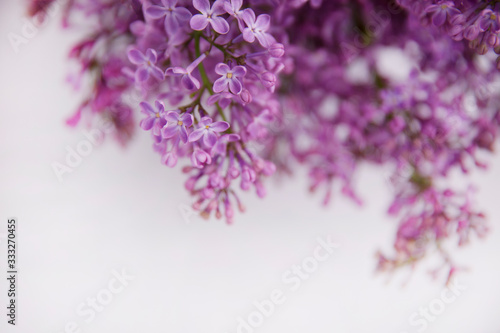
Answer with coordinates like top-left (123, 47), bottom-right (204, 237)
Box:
top-left (255, 181), bottom-right (266, 198)
top-left (185, 177), bottom-right (197, 191)
top-left (268, 43), bottom-right (285, 58)
top-left (240, 180), bottom-right (251, 190)
top-left (239, 89), bottom-right (252, 104)
top-left (477, 42), bottom-right (488, 55)
top-left (162, 151), bottom-right (177, 167)
top-left (191, 149), bottom-right (212, 168)
top-left (228, 166), bottom-right (240, 179)
top-left (201, 187), bottom-right (215, 199)
top-left (241, 166), bottom-right (256, 182)
top-left (488, 33), bottom-right (499, 47)
top-left (463, 25), bottom-right (479, 41)
top-left (262, 161), bottom-right (276, 176)
top-left (261, 72), bottom-right (277, 88)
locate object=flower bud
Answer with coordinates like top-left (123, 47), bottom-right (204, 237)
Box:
top-left (268, 43), bottom-right (285, 58)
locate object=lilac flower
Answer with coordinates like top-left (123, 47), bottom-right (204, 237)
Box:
top-left (165, 54), bottom-right (206, 90)
top-left (213, 63), bottom-right (247, 94)
top-left (241, 9), bottom-right (275, 47)
top-left (139, 101), bottom-right (167, 136)
top-left (190, 0), bottom-right (230, 34)
top-left (161, 111), bottom-right (194, 143)
top-left (478, 9), bottom-right (500, 32)
top-left (224, 0), bottom-right (245, 31)
top-left (127, 48), bottom-right (164, 82)
top-left (145, 0), bottom-right (192, 33)
top-left (188, 116), bottom-right (230, 147)
top-left (424, 2), bottom-right (461, 27)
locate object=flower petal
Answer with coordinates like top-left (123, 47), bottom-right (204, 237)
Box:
top-left (136, 67), bottom-right (150, 82)
top-left (150, 66), bottom-right (165, 81)
top-left (203, 131), bottom-right (218, 147)
top-left (255, 14), bottom-right (271, 31)
top-left (215, 63), bottom-right (230, 75)
top-left (241, 8), bottom-right (256, 26)
top-left (145, 5), bottom-right (167, 19)
top-left (140, 117), bottom-right (156, 131)
top-left (213, 77), bottom-right (228, 93)
top-left (212, 0), bottom-right (227, 15)
top-left (165, 111), bottom-right (180, 122)
top-left (193, 0), bottom-right (210, 13)
top-left (145, 48), bottom-right (157, 63)
top-left (211, 121), bottom-right (230, 132)
top-left (179, 126), bottom-right (189, 143)
top-left (210, 16), bottom-right (230, 34)
top-left (180, 113), bottom-right (194, 127)
top-left (127, 49), bottom-right (145, 65)
top-left (188, 128), bottom-right (206, 142)
top-left (174, 7), bottom-right (193, 22)
top-left (432, 10), bottom-right (447, 26)
top-left (190, 14), bottom-right (209, 31)
top-left (166, 67), bottom-right (187, 76)
top-left (199, 116), bottom-right (212, 126)
top-left (228, 78), bottom-right (242, 94)
top-left (162, 124), bottom-right (179, 139)
top-left (155, 100), bottom-right (165, 113)
top-left (242, 28), bottom-right (255, 43)
top-left (140, 101), bottom-right (155, 115)
top-left (232, 65), bottom-right (246, 77)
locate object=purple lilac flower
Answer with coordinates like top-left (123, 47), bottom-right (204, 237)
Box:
top-left (190, 0), bottom-right (230, 34)
top-left (188, 116), bottom-right (230, 147)
top-left (145, 0), bottom-right (192, 33)
top-left (224, 0), bottom-right (246, 31)
top-left (425, 2), bottom-right (460, 27)
top-left (478, 9), bottom-right (500, 32)
top-left (161, 111), bottom-right (194, 143)
top-left (213, 63), bottom-right (247, 94)
top-left (241, 9), bottom-right (275, 47)
top-left (165, 54), bottom-right (206, 90)
top-left (127, 48), bottom-right (164, 82)
top-left (139, 101), bottom-right (167, 136)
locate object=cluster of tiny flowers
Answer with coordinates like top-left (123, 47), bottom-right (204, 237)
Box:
top-left (32, 0), bottom-right (500, 281)
top-left (399, 0), bottom-right (500, 65)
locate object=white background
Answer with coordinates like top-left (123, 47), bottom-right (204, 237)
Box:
top-left (0, 1), bottom-right (500, 332)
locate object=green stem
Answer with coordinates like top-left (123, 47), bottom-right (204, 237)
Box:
top-left (194, 31), bottom-right (228, 123)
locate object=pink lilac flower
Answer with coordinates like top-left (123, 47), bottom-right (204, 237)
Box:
top-left (139, 101), bottom-right (167, 136)
top-left (127, 48), bottom-right (164, 82)
top-left (161, 111), bottom-right (194, 143)
top-left (213, 63), bottom-right (246, 94)
top-left (145, 0), bottom-right (192, 33)
top-left (241, 9), bottom-right (275, 47)
top-left (190, 0), bottom-right (230, 34)
top-left (188, 116), bottom-right (230, 147)
top-left (165, 54), bottom-right (206, 90)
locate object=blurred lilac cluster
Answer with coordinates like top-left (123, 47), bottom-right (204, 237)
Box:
top-left (30, 0), bottom-right (500, 280)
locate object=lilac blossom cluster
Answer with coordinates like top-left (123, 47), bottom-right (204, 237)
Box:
top-left (31, 0), bottom-right (500, 281)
